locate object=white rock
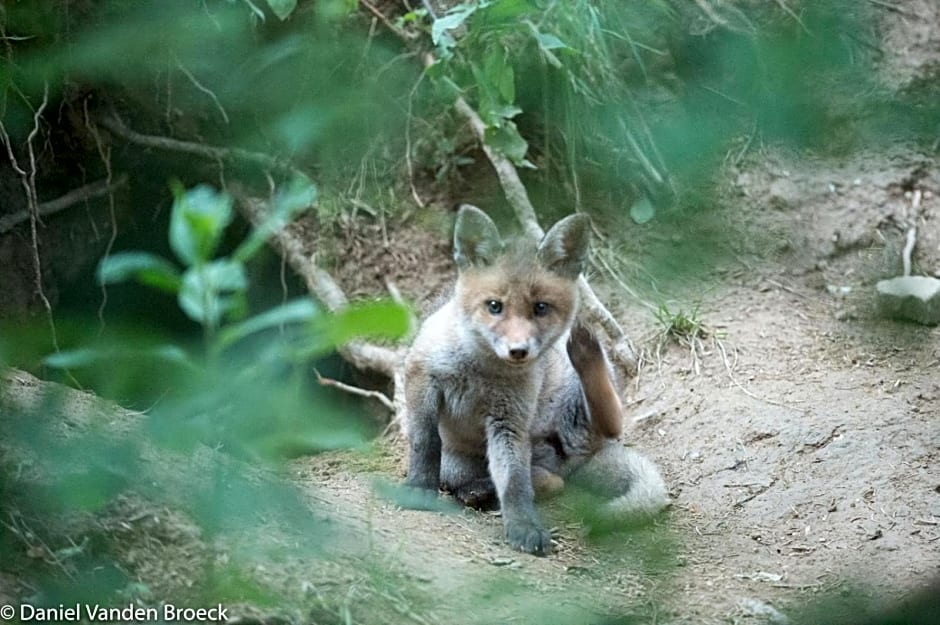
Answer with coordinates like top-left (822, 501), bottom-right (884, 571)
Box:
top-left (876, 276), bottom-right (940, 325)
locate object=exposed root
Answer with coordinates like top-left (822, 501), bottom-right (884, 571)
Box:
top-left (0, 83), bottom-right (61, 354)
top-left (84, 99), bottom-right (119, 333)
top-left (175, 58), bottom-right (230, 124)
top-left (98, 114), bottom-right (300, 177)
top-left (0, 175), bottom-right (128, 234)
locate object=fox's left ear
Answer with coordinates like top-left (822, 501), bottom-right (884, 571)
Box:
top-left (537, 213), bottom-right (591, 278)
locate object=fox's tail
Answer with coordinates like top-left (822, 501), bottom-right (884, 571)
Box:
top-left (570, 439), bottom-right (669, 521)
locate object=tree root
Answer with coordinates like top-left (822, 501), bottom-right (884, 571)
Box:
top-left (0, 175), bottom-right (128, 234)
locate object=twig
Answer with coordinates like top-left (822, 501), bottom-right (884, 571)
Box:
top-left (866, 0), bottom-right (919, 18)
top-left (715, 338), bottom-right (791, 409)
top-left (692, 0), bottom-right (728, 28)
top-left (176, 59), bottom-right (230, 124)
top-left (358, 0), bottom-right (415, 40)
top-left (732, 118), bottom-right (758, 167)
top-left (773, 0), bottom-right (809, 35)
top-left (0, 175), bottom-right (128, 233)
top-left (98, 114), bottom-right (300, 177)
top-left (405, 67), bottom-right (429, 208)
top-left (315, 368), bottom-right (395, 411)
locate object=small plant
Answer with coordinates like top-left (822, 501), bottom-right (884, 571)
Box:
top-left (37, 177), bottom-right (411, 500)
top-left (654, 302), bottom-right (707, 342)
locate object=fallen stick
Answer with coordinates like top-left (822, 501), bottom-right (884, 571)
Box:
top-left (236, 195), bottom-right (409, 425)
top-left (98, 115), bottom-right (301, 178)
top-left (236, 195), bottom-right (404, 379)
top-left (0, 175), bottom-right (129, 234)
top-left (315, 368), bottom-right (395, 411)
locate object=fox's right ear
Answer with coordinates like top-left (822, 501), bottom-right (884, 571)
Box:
top-left (454, 204), bottom-right (502, 270)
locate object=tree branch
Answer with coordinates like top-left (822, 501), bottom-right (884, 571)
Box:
top-left (237, 194), bottom-right (409, 428)
top-left (97, 115), bottom-right (300, 177)
top-left (0, 175), bottom-right (129, 234)
top-left (236, 194), bottom-right (405, 380)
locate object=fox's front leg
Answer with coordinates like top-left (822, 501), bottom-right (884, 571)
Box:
top-left (486, 414), bottom-right (552, 555)
top-left (404, 364), bottom-right (442, 493)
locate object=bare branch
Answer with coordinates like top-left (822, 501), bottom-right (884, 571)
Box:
top-left (97, 115), bottom-right (299, 177)
top-left (235, 194), bottom-right (404, 380)
top-left (0, 175), bottom-right (129, 233)
top-left (315, 368), bottom-right (395, 411)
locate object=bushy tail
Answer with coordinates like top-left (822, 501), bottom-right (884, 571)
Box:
top-left (570, 440), bottom-right (669, 521)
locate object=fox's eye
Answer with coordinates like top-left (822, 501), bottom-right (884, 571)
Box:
top-left (487, 300), bottom-right (503, 315)
top-left (533, 302), bottom-right (549, 317)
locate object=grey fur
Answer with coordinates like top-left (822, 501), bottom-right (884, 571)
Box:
top-left (454, 204), bottom-right (502, 270)
top-left (404, 209), bottom-right (668, 555)
top-left (536, 213), bottom-right (591, 278)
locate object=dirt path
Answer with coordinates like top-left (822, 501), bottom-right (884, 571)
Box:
top-left (285, 146), bottom-right (940, 624)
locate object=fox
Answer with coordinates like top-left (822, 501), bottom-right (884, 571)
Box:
top-left (403, 205), bottom-right (668, 555)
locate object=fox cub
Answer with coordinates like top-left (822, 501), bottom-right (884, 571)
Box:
top-left (404, 205), bottom-right (668, 555)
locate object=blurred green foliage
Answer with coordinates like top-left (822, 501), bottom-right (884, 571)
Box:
top-left (1, 0), bottom-right (937, 621)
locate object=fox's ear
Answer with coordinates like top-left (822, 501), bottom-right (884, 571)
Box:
top-left (537, 213), bottom-right (590, 278)
top-left (454, 204), bottom-right (502, 270)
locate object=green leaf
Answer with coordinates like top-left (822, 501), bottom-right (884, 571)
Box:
top-left (537, 33), bottom-right (567, 50)
top-left (170, 184), bottom-right (234, 267)
top-left (630, 196), bottom-right (656, 224)
top-left (481, 0), bottom-right (536, 22)
top-left (44, 344), bottom-right (193, 369)
top-left (484, 121), bottom-right (529, 165)
top-left (310, 300), bottom-right (411, 353)
top-left (432, 5), bottom-right (477, 47)
top-left (96, 252), bottom-right (181, 293)
top-left (265, 0), bottom-right (296, 20)
top-left (178, 260), bottom-right (248, 327)
top-left (483, 47), bottom-right (515, 103)
top-left (233, 175), bottom-right (317, 262)
top-left (217, 299), bottom-right (318, 349)
top-left (315, 0), bottom-right (357, 20)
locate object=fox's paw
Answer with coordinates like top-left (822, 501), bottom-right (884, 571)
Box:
top-left (505, 519), bottom-right (553, 556)
top-left (566, 323), bottom-right (605, 375)
top-left (450, 478), bottom-right (498, 510)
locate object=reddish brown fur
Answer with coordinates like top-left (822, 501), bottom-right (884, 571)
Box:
top-left (456, 258), bottom-right (579, 346)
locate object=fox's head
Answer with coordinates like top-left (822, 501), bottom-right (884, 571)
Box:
top-left (452, 205), bottom-right (589, 366)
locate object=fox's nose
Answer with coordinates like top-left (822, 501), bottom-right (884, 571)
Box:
top-left (508, 347), bottom-right (529, 361)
